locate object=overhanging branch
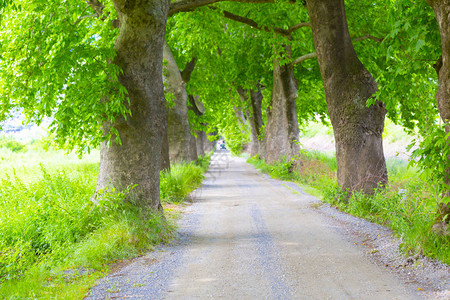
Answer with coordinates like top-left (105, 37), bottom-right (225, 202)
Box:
top-left (188, 95), bottom-right (204, 116)
top-left (180, 57), bottom-right (197, 83)
top-left (169, 0), bottom-right (273, 16)
top-left (87, 0), bottom-right (105, 17)
top-left (85, 0), bottom-right (110, 22)
top-left (292, 52), bottom-right (316, 65)
top-left (287, 22), bottom-right (310, 34)
top-left (210, 7), bottom-right (309, 37)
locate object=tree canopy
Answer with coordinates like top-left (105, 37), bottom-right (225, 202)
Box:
top-left (0, 0), bottom-right (448, 207)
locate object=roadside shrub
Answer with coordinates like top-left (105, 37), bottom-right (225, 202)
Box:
top-left (322, 180), bottom-right (449, 263)
top-left (160, 162), bottom-right (205, 203)
top-left (0, 170), bottom-right (175, 298)
top-left (293, 151), bottom-right (336, 188)
top-left (0, 164), bottom-right (99, 282)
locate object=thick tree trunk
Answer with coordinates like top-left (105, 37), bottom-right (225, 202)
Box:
top-left (427, 1), bottom-right (450, 232)
top-left (307, 0), bottom-right (388, 194)
top-left (189, 132), bottom-right (198, 162)
top-left (163, 41), bottom-right (195, 163)
top-left (187, 95), bottom-right (207, 158)
top-left (96, 0), bottom-right (169, 210)
top-left (237, 85), bottom-right (264, 157)
top-left (427, 0), bottom-right (450, 196)
top-left (263, 58), bottom-right (300, 164)
top-left (196, 130), bottom-right (206, 157)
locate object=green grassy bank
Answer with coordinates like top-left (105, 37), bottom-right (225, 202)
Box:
top-left (0, 136), bottom-right (211, 299)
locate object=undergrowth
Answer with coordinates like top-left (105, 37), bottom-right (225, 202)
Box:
top-left (0, 145), bottom-right (211, 299)
top-left (160, 152), bottom-right (211, 203)
top-left (248, 153), bottom-right (449, 264)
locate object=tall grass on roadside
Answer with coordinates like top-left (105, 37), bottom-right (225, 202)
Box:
top-left (0, 146), bottom-right (211, 299)
top-left (248, 153), bottom-right (449, 264)
top-left (0, 163), bottom-right (174, 299)
top-left (160, 153), bottom-right (211, 204)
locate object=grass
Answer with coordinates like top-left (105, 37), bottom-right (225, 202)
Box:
top-left (0, 136), bottom-right (211, 299)
top-left (160, 152), bottom-right (211, 204)
top-left (248, 151), bottom-right (450, 264)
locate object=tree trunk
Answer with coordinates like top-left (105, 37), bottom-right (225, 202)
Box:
top-left (161, 122), bottom-right (170, 171)
top-left (96, 0), bottom-right (169, 210)
top-left (306, 0), bottom-right (388, 194)
top-left (427, 1), bottom-right (450, 231)
top-left (234, 104), bottom-right (247, 127)
top-left (196, 130), bottom-right (206, 157)
top-left (237, 85), bottom-right (264, 157)
top-left (189, 133), bottom-right (198, 162)
top-left (263, 57), bottom-right (300, 164)
top-left (187, 95), bottom-right (207, 158)
top-left (427, 1), bottom-right (450, 195)
top-left (163, 41), bottom-right (195, 163)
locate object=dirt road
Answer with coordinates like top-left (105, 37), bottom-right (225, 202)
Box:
top-left (87, 151), bottom-right (426, 299)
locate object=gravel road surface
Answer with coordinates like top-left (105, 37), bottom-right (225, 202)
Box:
top-left (86, 151), bottom-right (447, 299)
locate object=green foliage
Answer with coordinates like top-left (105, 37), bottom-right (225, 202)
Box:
top-left (160, 157), bottom-right (209, 203)
top-left (0, 163), bottom-right (111, 282)
top-left (221, 121), bottom-right (251, 155)
top-left (248, 155), bottom-right (297, 181)
top-left (248, 151), bottom-right (336, 189)
top-left (0, 164), bottom-right (95, 269)
top-left (0, 143), bottom-right (210, 298)
top-left (408, 124), bottom-right (450, 205)
top-left (197, 151), bottom-right (213, 172)
top-left (0, 1), bottom-right (129, 154)
top-left (367, 0), bottom-right (440, 131)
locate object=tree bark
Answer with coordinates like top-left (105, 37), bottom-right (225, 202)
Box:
top-left (189, 132), bottom-right (198, 161)
top-left (196, 130), bottom-right (206, 157)
top-left (96, 0), bottom-right (169, 210)
top-left (237, 85), bottom-right (264, 157)
top-left (163, 41), bottom-right (196, 163)
top-left (427, 0), bottom-right (450, 200)
top-left (306, 0), bottom-right (388, 194)
top-left (233, 104), bottom-right (247, 126)
top-left (249, 87), bottom-right (264, 157)
top-left (263, 55), bottom-right (300, 164)
top-left (161, 123), bottom-right (170, 171)
top-left (188, 95), bottom-right (208, 157)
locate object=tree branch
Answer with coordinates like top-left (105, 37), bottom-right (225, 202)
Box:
top-left (211, 7), bottom-right (308, 37)
top-left (86, 0), bottom-right (110, 21)
top-left (73, 5), bottom-right (92, 26)
top-left (287, 22), bottom-right (310, 34)
top-left (180, 57), bottom-right (197, 83)
top-left (221, 8), bottom-right (262, 31)
top-left (188, 95), bottom-right (203, 116)
top-left (169, 0), bottom-right (273, 17)
top-left (87, 0), bottom-right (105, 17)
top-left (292, 52), bottom-right (317, 65)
